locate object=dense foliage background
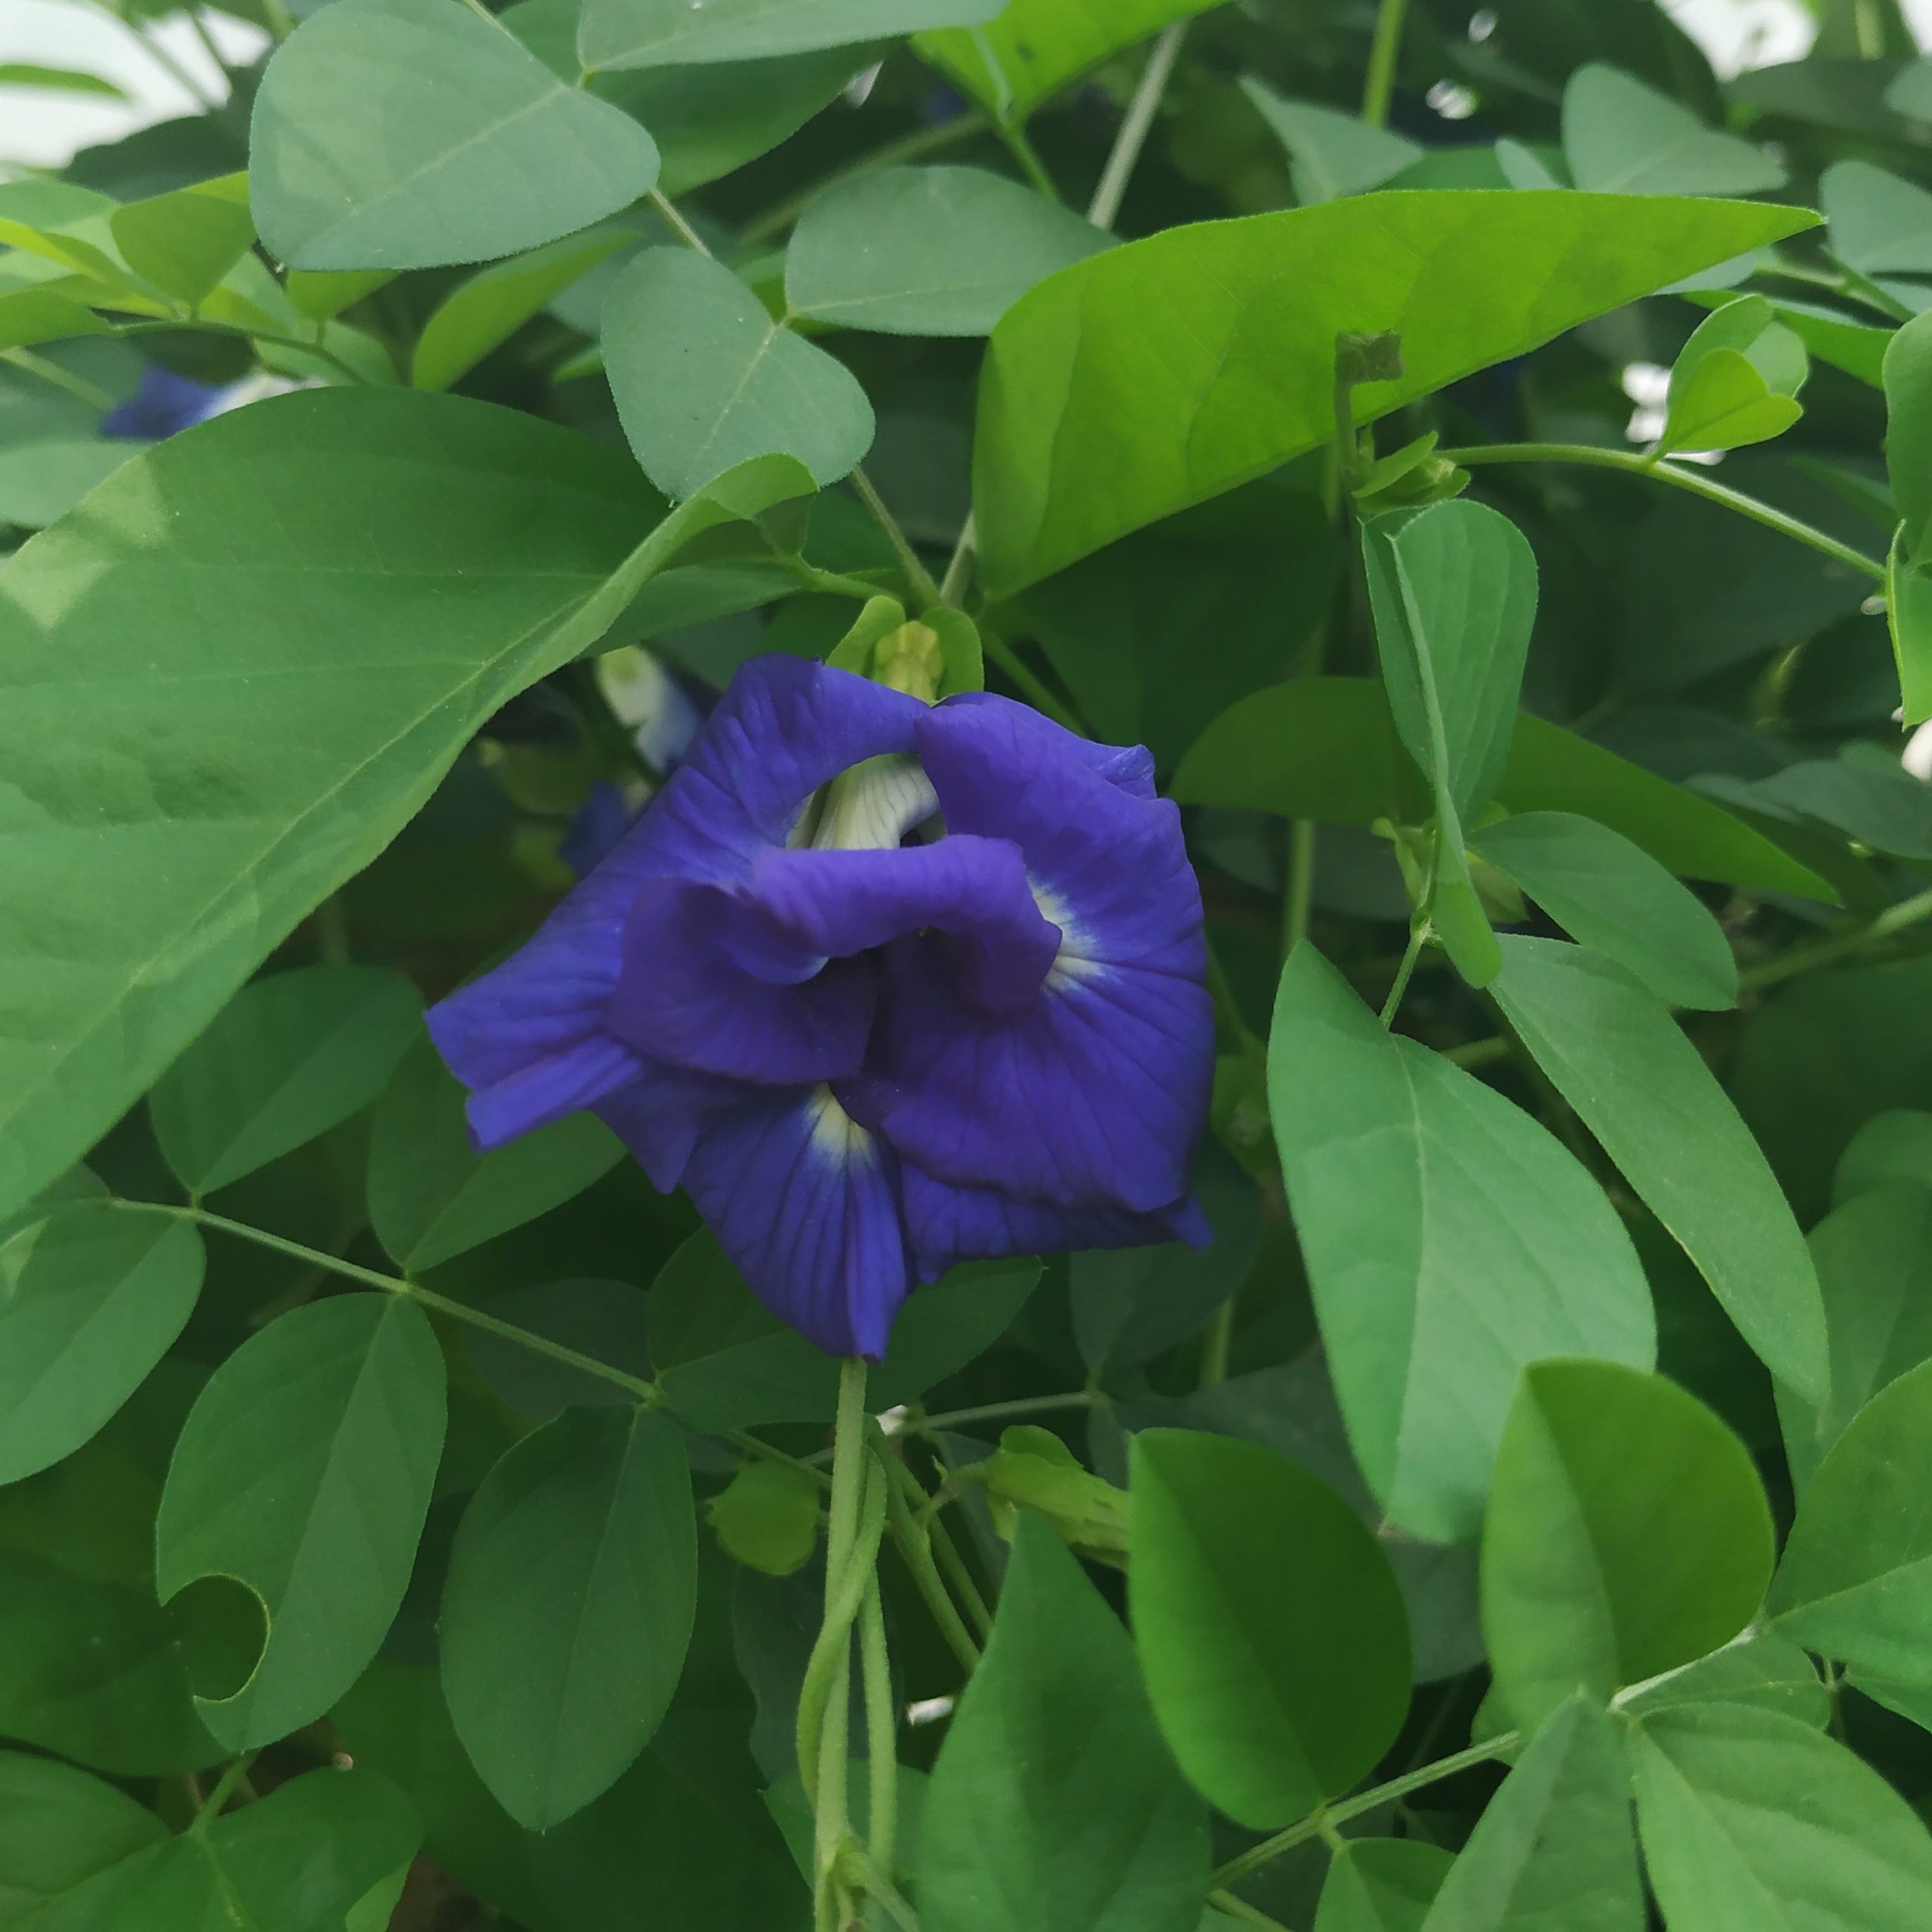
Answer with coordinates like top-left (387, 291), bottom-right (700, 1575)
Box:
top-left (10, 0), bottom-right (1932, 1927)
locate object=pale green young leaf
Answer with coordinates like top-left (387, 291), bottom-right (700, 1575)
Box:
top-left (1561, 63), bottom-right (1784, 196)
top-left (155, 1294), bottom-right (446, 1748)
top-left (1628, 1705), bottom-right (1932, 1931)
top-left (603, 248), bottom-right (874, 498)
top-left (786, 165), bottom-right (1111, 337)
top-left (413, 228), bottom-right (630, 391)
top-left (1659, 349), bottom-right (1803, 456)
top-left (1769, 1355), bottom-right (1932, 1679)
top-left (1482, 1361), bottom-right (1773, 1733)
top-left (976, 190), bottom-right (1814, 595)
top-left (1315, 1840), bottom-right (1452, 1932)
top-left (367, 1038), bottom-right (623, 1273)
top-left (1490, 937), bottom-right (1828, 1402)
top-left (441, 1407), bottom-right (696, 1830)
top-left (149, 965), bottom-right (423, 1194)
top-left (917, 0), bottom-right (1220, 122)
top-left (1420, 1697), bottom-right (1641, 1932)
top-left (919, 1517), bottom-right (1209, 1932)
top-left (707, 1460), bottom-right (820, 1576)
top-left (0, 288), bottom-right (111, 354)
top-left (1240, 82), bottom-right (1423, 203)
top-left (1267, 945), bottom-right (1654, 1542)
top-left (109, 174), bottom-right (254, 308)
top-left (0, 1202), bottom-right (204, 1486)
top-left (1777, 1185), bottom-right (1932, 1491)
top-left (1130, 1429), bottom-right (1411, 1829)
top-left (251, 0), bottom-right (660, 270)
top-left (1470, 811), bottom-right (1738, 1011)
top-left (581, 0), bottom-right (1001, 72)
top-left (0, 63), bottom-right (128, 99)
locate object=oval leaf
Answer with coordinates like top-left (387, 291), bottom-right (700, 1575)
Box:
top-left (580, 0), bottom-right (1000, 71)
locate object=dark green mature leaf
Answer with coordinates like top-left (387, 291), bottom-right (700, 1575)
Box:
top-left (155, 1294), bottom-right (446, 1747)
top-left (1130, 1430), bottom-right (1411, 1829)
top-left (1315, 1840), bottom-right (1452, 1932)
top-left (1628, 1705), bottom-right (1932, 1930)
top-left (1770, 1356), bottom-right (1932, 1680)
top-left (0, 1202), bottom-right (202, 1485)
top-left (1171, 679), bottom-right (1834, 902)
top-left (1561, 63), bottom-right (1783, 196)
top-left (580, 0), bottom-right (999, 70)
top-left (442, 1406), bottom-right (694, 1830)
top-left (1618, 1635), bottom-right (1829, 1730)
top-left (1888, 311), bottom-right (1932, 564)
top-left (1836, 1114), bottom-right (1932, 1203)
top-left (1420, 1697), bottom-right (1641, 1932)
top-left (1491, 937), bottom-right (1828, 1402)
top-left (603, 248), bottom-right (873, 499)
top-left (786, 166), bottom-right (1110, 336)
top-left (1470, 812), bottom-right (1737, 1011)
top-left (1823, 159), bottom-right (1932, 280)
top-left (368, 1038), bottom-right (623, 1274)
top-left (1268, 946), bottom-right (1654, 1542)
top-left (0, 1750), bottom-right (166, 1918)
top-left (974, 192), bottom-right (1817, 595)
top-left (149, 965), bottom-right (423, 1194)
top-left (1482, 1362), bottom-right (1774, 1732)
top-left (1778, 1185), bottom-right (1932, 1491)
top-left (920, 1517), bottom-right (1209, 1932)
top-left (650, 1229), bottom-right (1038, 1431)
top-left (251, 0), bottom-right (660, 270)
top-left (0, 392), bottom-right (823, 1228)
top-left (917, 0), bottom-right (1217, 120)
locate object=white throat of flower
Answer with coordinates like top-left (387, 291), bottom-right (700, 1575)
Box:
top-left (792, 752), bottom-right (940, 853)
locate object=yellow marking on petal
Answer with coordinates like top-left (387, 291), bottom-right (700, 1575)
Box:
top-left (808, 1085), bottom-right (877, 1166)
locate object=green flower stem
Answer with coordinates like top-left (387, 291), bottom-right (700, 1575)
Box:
top-left (859, 1571), bottom-right (897, 1875)
top-left (739, 113), bottom-right (991, 249)
top-left (1740, 881), bottom-right (1932, 991)
top-left (908, 1389), bottom-right (1096, 1435)
top-left (1446, 1035), bottom-right (1509, 1070)
top-left (786, 560), bottom-right (892, 601)
top-left (1378, 920), bottom-right (1429, 1027)
top-left (995, 117), bottom-right (1063, 204)
top-left (978, 630), bottom-right (1084, 734)
top-left (876, 1444), bottom-right (983, 1669)
top-left (1208, 1890), bottom-right (1295, 1931)
top-left (1361, 0), bottom-right (1412, 128)
top-left (1211, 1731), bottom-right (1521, 1888)
top-left (647, 186), bottom-right (712, 257)
top-left (1086, 20), bottom-right (1189, 232)
top-left (927, 1504), bottom-right (994, 1641)
top-left (838, 1846), bottom-right (922, 1932)
top-left (1204, 934), bottom-right (1262, 1053)
top-left (119, 1200), bottom-right (659, 1401)
top-left (848, 466), bottom-right (943, 608)
top-left (1442, 443), bottom-right (1888, 585)
top-left (189, 1752), bottom-right (258, 1835)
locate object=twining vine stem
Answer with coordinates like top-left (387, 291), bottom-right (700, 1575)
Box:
top-left (1361, 0), bottom-right (1412, 130)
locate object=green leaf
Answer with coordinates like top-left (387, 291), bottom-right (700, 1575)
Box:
top-left (1660, 349), bottom-right (1803, 456)
top-left (580, 0), bottom-right (999, 70)
top-left (1617, 1634), bottom-right (1829, 1730)
top-left (1470, 812), bottom-right (1738, 1011)
top-left (413, 228), bottom-right (631, 391)
top-left (1420, 1696), bottom-right (1641, 1932)
top-left (786, 165), bottom-right (1111, 337)
top-left (1072, 1154), bottom-right (1260, 1377)
top-left (0, 288), bottom-right (112, 355)
top-left (1315, 1840), bottom-right (1452, 1932)
top-left (603, 248), bottom-right (874, 500)
top-left (1885, 309), bottom-right (1932, 568)
top-left (919, 1516), bottom-right (1209, 1932)
top-left (1887, 532), bottom-right (1932, 728)
top-left (0, 1201), bottom-right (204, 1485)
top-left (1777, 1185), bottom-right (1932, 1491)
top-left (368, 1038), bottom-right (623, 1273)
top-left (917, 0), bottom-right (1219, 122)
top-left (1561, 63), bottom-right (1784, 196)
top-left (1481, 1361), bottom-right (1774, 1733)
top-left (155, 1294), bottom-right (446, 1747)
top-left (0, 1750), bottom-right (166, 1917)
top-left (0, 63), bottom-right (128, 99)
top-left (707, 1460), bottom-right (820, 1575)
top-left (1267, 945), bottom-right (1654, 1542)
top-left (1769, 1355), bottom-right (1932, 1680)
top-left (974, 191), bottom-right (1817, 595)
top-left (149, 965), bottom-right (423, 1194)
top-left (109, 174), bottom-right (254, 308)
top-left (0, 438), bottom-right (143, 531)
top-left (1129, 1429), bottom-right (1411, 1829)
top-left (0, 387), bottom-right (796, 1226)
top-left (1823, 158), bottom-right (1932, 279)
top-left (1176, 679), bottom-right (1832, 901)
top-left (1836, 1113), bottom-right (1932, 1203)
top-left (650, 1229), bottom-right (1038, 1432)
top-left (1240, 83), bottom-right (1423, 204)
top-left (441, 1406), bottom-right (696, 1831)
top-left (285, 267), bottom-right (396, 323)
top-left (1490, 937), bottom-right (1828, 1402)
top-left (1628, 1704), bottom-right (1932, 1930)
top-left (251, 0), bottom-right (660, 271)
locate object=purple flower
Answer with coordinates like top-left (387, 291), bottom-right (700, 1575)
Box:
top-left (426, 655), bottom-right (1214, 1357)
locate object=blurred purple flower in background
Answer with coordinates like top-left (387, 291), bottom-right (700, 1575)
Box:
top-left (428, 656), bottom-right (1214, 1356)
